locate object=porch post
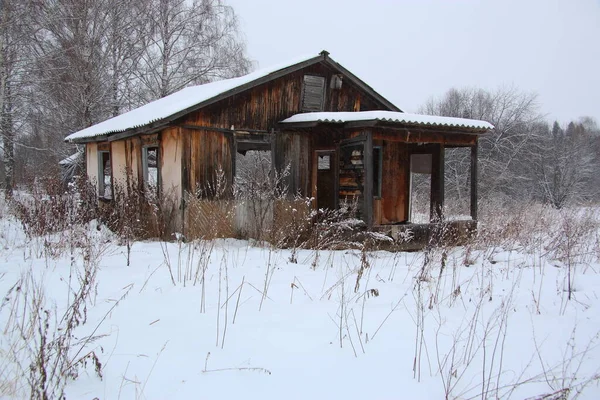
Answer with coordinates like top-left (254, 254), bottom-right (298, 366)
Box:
top-left (430, 144), bottom-right (445, 222)
top-left (363, 130), bottom-right (374, 229)
top-left (470, 141), bottom-right (478, 220)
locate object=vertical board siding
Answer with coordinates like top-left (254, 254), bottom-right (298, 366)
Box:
top-left (274, 132), bottom-right (311, 197)
top-left (110, 141), bottom-right (128, 193)
top-left (181, 128), bottom-right (233, 198)
top-left (381, 141), bottom-right (409, 223)
top-left (160, 127), bottom-right (183, 205)
top-left (86, 142), bottom-right (99, 191)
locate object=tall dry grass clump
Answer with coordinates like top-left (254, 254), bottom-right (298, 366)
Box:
top-left (0, 226), bottom-right (116, 399)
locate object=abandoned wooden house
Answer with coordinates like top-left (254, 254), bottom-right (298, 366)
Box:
top-left (64, 50), bottom-right (493, 247)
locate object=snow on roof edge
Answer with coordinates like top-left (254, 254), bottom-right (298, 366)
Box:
top-left (280, 111), bottom-right (494, 130)
top-left (59, 151), bottom-right (83, 165)
top-left (65, 53), bottom-right (323, 142)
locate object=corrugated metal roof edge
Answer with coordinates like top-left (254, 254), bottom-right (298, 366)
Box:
top-left (278, 113), bottom-right (494, 133)
top-left (312, 117), bottom-right (493, 129)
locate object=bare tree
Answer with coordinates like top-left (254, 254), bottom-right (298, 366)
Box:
top-left (0, 0), bottom-right (33, 196)
top-left (2, 0), bottom-right (250, 190)
top-left (421, 86), bottom-right (543, 203)
top-left (105, 0), bottom-right (147, 116)
top-left (31, 0), bottom-right (114, 131)
top-left (135, 0), bottom-right (251, 102)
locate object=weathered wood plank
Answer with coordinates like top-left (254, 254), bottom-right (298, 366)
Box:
top-left (363, 130), bottom-right (374, 228)
top-left (471, 142), bottom-right (478, 220)
top-left (373, 129), bottom-right (477, 147)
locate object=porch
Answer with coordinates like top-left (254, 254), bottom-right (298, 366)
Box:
top-left (278, 111), bottom-right (492, 249)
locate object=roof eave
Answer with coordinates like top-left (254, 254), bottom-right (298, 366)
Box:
top-left (279, 119), bottom-right (491, 135)
top-left (67, 134), bottom-right (110, 144)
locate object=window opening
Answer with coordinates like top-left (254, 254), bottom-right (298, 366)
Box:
top-left (143, 146), bottom-right (159, 195)
top-left (373, 146), bottom-right (382, 197)
top-left (98, 151), bottom-right (112, 199)
top-left (444, 147), bottom-right (471, 220)
top-left (318, 154), bottom-right (331, 170)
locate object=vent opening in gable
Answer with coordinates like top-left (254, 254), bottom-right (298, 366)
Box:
top-left (301, 75), bottom-right (326, 112)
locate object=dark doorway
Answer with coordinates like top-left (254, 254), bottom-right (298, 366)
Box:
top-left (316, 151), bottom-right (336, 210)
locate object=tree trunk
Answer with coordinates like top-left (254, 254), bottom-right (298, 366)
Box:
top-left (2, 82), bottom-right (14, 197)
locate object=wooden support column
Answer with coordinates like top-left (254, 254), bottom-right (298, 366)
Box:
top-left (363, 130), bottom-right (374, 229)
top-left (231, 134), bottom-right (237, 193)
top-left (470, 142), bottom-right (478, 220)
top-left (430, 144), bottom-right (445, 222)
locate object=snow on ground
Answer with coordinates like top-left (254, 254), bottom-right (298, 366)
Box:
top-left (1, 208), bottom-right (599, 399)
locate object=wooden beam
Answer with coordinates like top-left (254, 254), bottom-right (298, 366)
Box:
top-left (345, 120), bottom-right (378, 129)
top-left (439, 144), bottom-right (445, 219)
top-left (236, 141), bottom-right (271, 152)
top-left (363, 130), bottom-right (374, 229)
top-left (470, 142), bottom-right (478, 220)
top-left (430, 144), bottom-right (445, 222)
top-left (373, 129), bottom-right (478, 146)
top-left (231, 134), bottom-right (237, 189)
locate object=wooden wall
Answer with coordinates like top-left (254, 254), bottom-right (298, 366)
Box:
top-left (379, 141), bottom-right (409, 224)
top-left (373, 129), bottom-right (477, 147)
top-left (273, 132), bottom-right (311, 197)
top-left (182, 63), bottom-right (387, 132)
top-left (110, 141), bottom-right (128, 190)
top-left (160, 127), bottom-right (183, 205)
top-left (180, 128), bottom-right (234, 197)
top-left (86, 142), bottom-right (98, 188)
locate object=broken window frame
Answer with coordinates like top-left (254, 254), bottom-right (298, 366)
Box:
top-left (98, 150), bottom-right (112, 200)
top-left (317, 153), bottom-right (331, 170)
top-left (142, 146), bottom-right (160, 196)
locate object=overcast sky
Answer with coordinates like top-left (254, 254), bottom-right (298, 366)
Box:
top-left (227, 0), bottom-right (600, 124)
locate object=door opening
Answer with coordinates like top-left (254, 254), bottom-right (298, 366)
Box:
top-left (316, 150), bottom-right (336, 210)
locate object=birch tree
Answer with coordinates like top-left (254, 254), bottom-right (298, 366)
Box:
top-left (5, 0), bottom-right (251, 188)
top-left (0, 0), bottom-right (31, 196)
top-left (135, 0), bottom-right (251, 102)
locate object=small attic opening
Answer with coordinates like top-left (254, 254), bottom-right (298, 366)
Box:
top-left (301, 75), bottom-right (326, 112)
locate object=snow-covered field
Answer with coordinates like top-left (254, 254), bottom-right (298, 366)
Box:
top-left (1, 203), bottom-right (599, 399)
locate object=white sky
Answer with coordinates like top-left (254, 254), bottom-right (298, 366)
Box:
top-left (227, 0), bottom-right (600, 124)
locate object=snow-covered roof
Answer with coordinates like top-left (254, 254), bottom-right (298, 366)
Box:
top-left (59, 151), bottom-right (83, 165)
top-left (280, 111), bottom-right (494, 131)
top-left (65, 54), bottom-right (324, 142)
